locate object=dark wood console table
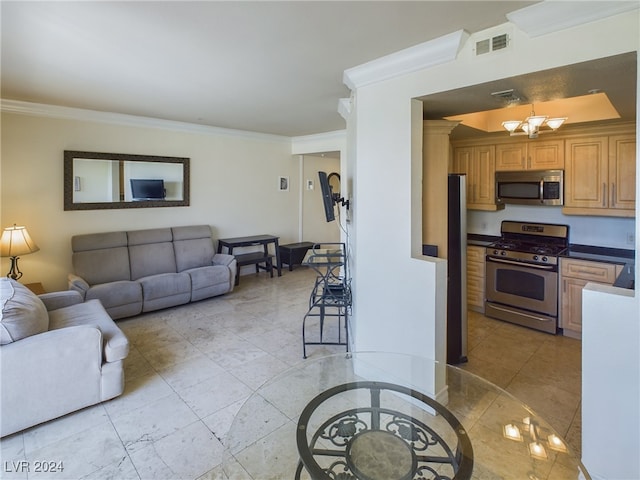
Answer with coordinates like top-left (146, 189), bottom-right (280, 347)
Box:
top-left (217, 234), bottom-right (282, 281)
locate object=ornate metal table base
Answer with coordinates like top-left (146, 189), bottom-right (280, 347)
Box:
top-left (296, 381), bottom-right (473, 480)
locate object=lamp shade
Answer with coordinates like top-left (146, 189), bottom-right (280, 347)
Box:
top-left (0, 225), bottom-right (40, 257)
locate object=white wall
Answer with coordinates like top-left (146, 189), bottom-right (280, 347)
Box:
top-left (347, 74), bottom-right (449, 397)
top-left (344, 7), bottom-right (638, 479)
top-left (582, 285), bottom-right (639, 480)
top-left (1, 112), bottom-right (300, 291)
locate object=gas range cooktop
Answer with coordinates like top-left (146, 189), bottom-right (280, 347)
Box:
top-left (487, 221), bottom-right (569, 266)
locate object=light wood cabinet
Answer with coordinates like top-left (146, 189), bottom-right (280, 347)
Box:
top-left (452, 146), bottom-right (502, 211)
top-left (563, 133), bottom-right (635, 217)
top-left (451, 122), bottom-right (635, 217)
top-left (609, 134), bottom-right (636, 210)
top-left (495, 139), bottom-right (564, 171)
top-left (564, 136), bottom-right (609, 209)
top-left (467, 245), bottom-right (485, 312)
top-left (560, 258), bottom-right (623, 336)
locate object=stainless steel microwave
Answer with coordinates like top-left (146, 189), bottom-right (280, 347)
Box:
top-left (495, 170), bottom-right (564, 206)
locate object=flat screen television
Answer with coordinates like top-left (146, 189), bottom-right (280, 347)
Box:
top-left (318, 171), bottom-right (336, 222)
top-left (130, 179), bottom-right (166, 201)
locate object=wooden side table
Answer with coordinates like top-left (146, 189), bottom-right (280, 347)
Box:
top-left (279, 242), bottom-right (315, 271)
top-left (25, 282), bottom-right (46, 295)
top-left (217, 234), bottom-right (282, 277)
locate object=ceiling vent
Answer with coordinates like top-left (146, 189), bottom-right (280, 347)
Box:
top-left (491, 89), bottom-right (525, 105)
top-left (475, 33), bottom-right (509, 56)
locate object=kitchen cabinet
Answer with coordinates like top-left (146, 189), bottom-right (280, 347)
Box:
top-left (452, 145), bottom-right (502, 211)
top-left (609, 134), bottom-right (636, 211)
top-left (467, 245), bottom-right (485, 312)
top-left (563, 132), bottom-right (635, 217)
top-left (560, 258), bottom-right (624, 337)
top-left (495, 139), bottom-right (564, 171)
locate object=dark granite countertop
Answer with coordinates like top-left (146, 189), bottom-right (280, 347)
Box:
top-left (562, 245), bottom-right (635, 290)
top-left (563, 244), bottom-right (635, 264)
top-left (467, 233), bottom-right (499, 247)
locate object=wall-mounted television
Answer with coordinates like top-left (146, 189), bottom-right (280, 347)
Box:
top-left (130, 179), bottom-right (166, 201)
top-left (318, 171), bottom-right (336, 222)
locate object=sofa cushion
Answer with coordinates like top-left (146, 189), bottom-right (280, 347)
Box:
top-left (0, 278), bottom-right (49, 345)
top-left (48, 299), bottom-right (129, 363)
top-left (86, 281), bottom-right (142, 310)
top-left (127, 227), bottom-right (172, 246)
top-left (174, 237), bottom-right (215, 272)
top-left (128, 227), bottom-right (177, 280)
top-left (129, 242), bottom-right (177, 280)
top-left (139, 272), bottom-right (191, 312)
top-left (72, 231), bottom-right (128, 252)
top-left (71, 231), bottom-right (131, 285)
top-left (73, 247), bottom-right (131, 285)
top-left (187, 266), bottom-right (233, 301)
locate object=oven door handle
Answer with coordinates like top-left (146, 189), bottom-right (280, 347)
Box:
top-left (487, 256), bottom-right (556, 271)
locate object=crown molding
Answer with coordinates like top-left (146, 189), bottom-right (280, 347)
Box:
top-left (291, 129), bottom-right (346, 155)
top-left (343, 29), bottom-right (469, 91)
top-left (0, 99), bottom-right (291, 143)
top-left (337, 97), bottom-right (352, 121)
top-left (507, 1), bottom-right (639, 37)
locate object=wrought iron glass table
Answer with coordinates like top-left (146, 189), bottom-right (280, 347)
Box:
top-left (222, 352), bottom-right (590, 480)
top-left (301, 243), bottom-right (351, 359)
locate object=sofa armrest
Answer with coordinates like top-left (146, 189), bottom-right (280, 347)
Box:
top-left (48, 300), bottom-right (129, 363)
top-left (39, 290), bottom-right (84, 311)
top-left (68, 273), bottom-right (90, 298)
top-left (212, 253), bottom-right (236, 267)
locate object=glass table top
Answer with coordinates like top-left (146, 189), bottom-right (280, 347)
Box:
top-left (222, 352), bottom-right (589, 480)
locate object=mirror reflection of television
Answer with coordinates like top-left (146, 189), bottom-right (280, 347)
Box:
top-left (318, 171), bottom-right (335, 222)
top-left (130, 179), bottom-right (166, 201)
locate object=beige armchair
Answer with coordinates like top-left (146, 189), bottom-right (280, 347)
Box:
top-left (0, 278), bottom-right (129, 437)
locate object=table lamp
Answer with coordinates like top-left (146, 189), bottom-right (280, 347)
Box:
top-left (0, 224), bottom-right (40, 280)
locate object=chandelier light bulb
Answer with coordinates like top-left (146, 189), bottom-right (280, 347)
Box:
top-left (546, 117), bottom-right (568, 130)
top-left (526, 115), bottom-right (547, 128)
top-left (547, 434), bottom-right (568, 452)
top-left (502, 120), bottom-right (522, 133)
top-left (503, 423), bottom-right (523, 441)
top-left (528, 441), bottom-right (548, 460)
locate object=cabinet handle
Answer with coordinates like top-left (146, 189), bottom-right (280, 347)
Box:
top-left (563, 279), bottom-right (566, 293)
top-left (611, 183), bottom-right (616, 207)
top-left (527, 156), bottom-right (531, 169)
top-left (602, 183), bottom-right (606, 207)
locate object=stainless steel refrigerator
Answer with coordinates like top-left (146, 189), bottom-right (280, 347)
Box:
top-left (447, 174), bottom-right (468, 364)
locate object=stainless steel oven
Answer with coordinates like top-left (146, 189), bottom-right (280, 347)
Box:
top-left (485, 257), bottom-right (558, 333)
top-left (484, 221), bottom-right (569, 334)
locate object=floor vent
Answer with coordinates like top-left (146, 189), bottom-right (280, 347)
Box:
top-left (475, 33), bottom-right (509, 56)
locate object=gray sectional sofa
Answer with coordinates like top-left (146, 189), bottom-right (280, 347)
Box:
top-left (68, 225), bottom-right (237, 319)
top-left (1, 278), bottom-right (129, 437)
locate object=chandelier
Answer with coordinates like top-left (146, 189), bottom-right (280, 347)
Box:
top-left (502, 106), bottom-right (567, 139)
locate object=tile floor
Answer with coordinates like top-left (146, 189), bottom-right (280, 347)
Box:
top-left (0, 267), bottom-right (582, 479)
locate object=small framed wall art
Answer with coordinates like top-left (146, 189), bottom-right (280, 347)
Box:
top-left (278, 176), bottom-right (289, 191)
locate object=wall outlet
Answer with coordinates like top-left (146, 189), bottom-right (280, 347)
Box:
top-left (306, 179), bottom-right (314, 190)
top-left (626, 232), bottom-right (635, 245)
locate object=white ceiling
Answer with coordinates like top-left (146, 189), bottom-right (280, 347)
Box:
top-left (2, 1), bottom-right (542, 137)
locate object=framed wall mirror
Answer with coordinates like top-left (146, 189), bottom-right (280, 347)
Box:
top-left (64, 151), bottom-right (190, 210)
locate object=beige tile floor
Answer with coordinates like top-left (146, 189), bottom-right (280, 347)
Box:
top-left (0, 267), bottom-right (582, 479)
